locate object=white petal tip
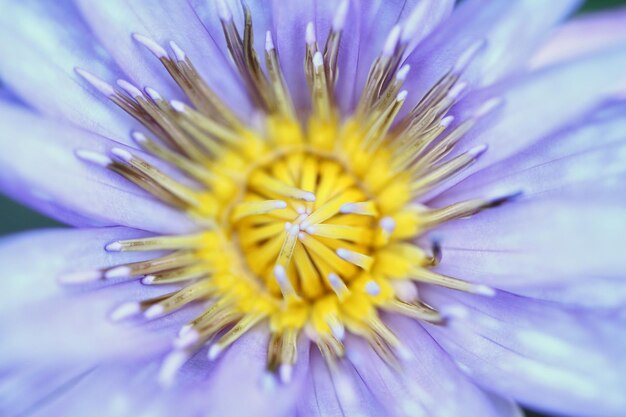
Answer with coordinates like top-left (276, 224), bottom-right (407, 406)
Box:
top-left (265, 31), bottom-right (275, 52)
top-left (332, 0), bottom-right (350, 31)
top-left (111, 147), bottom-right (134, 163)
top-left (312, 51), bottom-right (324, 68)
top-left (75, 149), bottom-right (112, 167)
top-left (144, 304), bottom-right (165, 319)
top-left (169, 40), bottom-right (186, 62)
top-left (116, 79), bottom-right (143, 98)
top-left (305, 22), bottom-right (316, 44)
top-left (208, 344), bottom-right (222, 361)
top-left (468, 144), bottom-right (488, 158)
top-left (158, 351), bottom-right (188, 387)
top-left (104, 266), bottom-right (133, 279)
top-left (75, 68), bottom-right (116, 97)
top-left (57, 270), bottom-right (102, 284)
top-left (170, 100), bottom-right (186, 113)
top-left (105, 241), bottom-right (123, 252)
top-left (473, 284), bottom-right (496, 297)
top-left (132, 33), bottom-right (168, 58)
top-left (279, 364), bottom-right (293, 384)
top-left (109, 302), bottom-right (141, 322)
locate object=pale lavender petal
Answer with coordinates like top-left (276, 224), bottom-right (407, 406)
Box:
top-left (434, 101), bottom-right (626, 206)
top-left (429, 44), bottom-right (626, 196)
top-left (430, 196), bottom-right (626, 293)
top-left (74, 0), bottom-right (252, 116)
top-left (0, 227), bottom-right (183, 366)
top-left (532, 7), bottom-right (626, 69)
top-left (0, 0), bottom-right (136, 141)
top-left (347, 316), bottom-right (516, 417)
top-left (298, 348), bottom-right (386, 417)
top-left (271, 0), bottom-right (316, 113)
top-left (0, 227), bottom-right (156, 312)
top-left (201, 328), bottom-right (309, 417)
top-left (402, 0), bottom-right (581, 108)
top-left (423, 288), bottom-right (626, 417)
top-left (0, 103), bottom-right (196, 233)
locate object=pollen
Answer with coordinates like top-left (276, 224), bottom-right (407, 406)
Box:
top-left (69, 0), bottom-right (515, 384)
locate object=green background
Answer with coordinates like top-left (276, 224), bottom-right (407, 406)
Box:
top-left (0, 1), bottom-right (624, 416)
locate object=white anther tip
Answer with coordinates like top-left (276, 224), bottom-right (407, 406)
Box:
top-left (75, 149), bottom-right (112, 167)
top-left (396, 90), bottom-right (408, 102)
top-left (104, 266), bottom-right (132, 279)
top-left (265, 31), bottom-right (275, 52)
top-left (279, 364), bottom-right (293, 384)
top-left (173, 329), bottom-right (199, 349)
top-left (144, 87), bottom-right (162, 101)
top-left (365, 280), bottom-right (381, 296)
top-left (170, 100), bottom-right (186, 113)
top-left (454, 39), bottom-right (486, 73)
top-left (132, 33), bottom-right (168, 58)
top-left (116, 79), bottom-right (143, 98)
top-left (276, 200), bottom-right (288, 209)
top-left (274, 265), bottom-right (287, 282)
top-left (158, 350), bottom-right (188, 387)
top-left (396, 64), bottom-right (411, 81)
top-left (312, 51), bottom-right (324, 68)
top-left (339, 203), bottom-right (354, 214)
top-left (475, 97), bottom-right (503, 118)
top-left (109, 302), bottom-right (141, 322)
top-left (105, 241), bottom-right (123, 252)
top-left (141, 275), bottom-right (156, 285)
top-left (380, 217), bottom-right (396, 233)
top-left (328, 272), bottom-right (341, 287)
top-left (440, 115), bottom-right (455, 128)
top-left (382, 25), bottom-right (401, 57)
top-left (473, 284), bottom-right (496, 297)
top-left (468, 144), bottom-right (488, 158)
top-left (57, 270), bottom-right (101, 284)
top-left (169, 40), bottom-right (186, 62)
top-left (144, 304), bottom-right (165, 319)
top-left (303, 192), bottom-right (316, 202)
top-left (330, 323), bottom-right (345, 340)
top-left (131, 131), bottom-right (148, 144)
top-left (332, 0), bottom-right (350, 31)
top-left (216, 0), bottom-right (232, 21)
top-left (208, 344), bottom-right (223, 361)
top-left (336, 248), bottom-right (349, 259)
top-left (305, 226), bottom-right (316, 234)
top-left (306, 22), bottom-right (316, 45)
top-left (75, 68), bottom-right (116, 97)
top-left (440, 305), bottom-right (469, 320)
top-left (111, 147), bottom-right (134, 163)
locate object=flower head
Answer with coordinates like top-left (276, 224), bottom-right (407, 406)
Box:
top-left (1, 1), bottom-right (626, 417)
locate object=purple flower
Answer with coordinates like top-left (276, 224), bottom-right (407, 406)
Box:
top-left (1, 1), bottom-right (626, 416)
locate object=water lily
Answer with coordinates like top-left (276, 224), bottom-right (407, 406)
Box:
top-left (1, 1), bottom-right (625, 416)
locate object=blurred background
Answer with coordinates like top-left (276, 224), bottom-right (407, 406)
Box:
top-left (0, 1), bottom-right (624, 416)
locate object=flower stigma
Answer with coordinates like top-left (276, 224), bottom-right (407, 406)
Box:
top-left (69, 0), bottom-right (515, 385)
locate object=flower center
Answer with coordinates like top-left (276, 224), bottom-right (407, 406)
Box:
top-left (229, 150), bottom-right (377, 302)
top-left (66, 0), bottom-right (514, 385)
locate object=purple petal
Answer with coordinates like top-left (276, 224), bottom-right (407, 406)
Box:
top-left (532, 7), bottom-right (626, 69)
top-left (347, 316), bottom-right (518, 417)
top-left (434, 101), bottom-right (626, 206)
top-left (201, 328), bottom-right (309, 417)
top-left (430, 44), bottom-right (626, 196)
top-left (429, 196), bottom-right (626, 295)
top-left (423, 288), bottom-right (626, 417)
top-left (0, 227), bottom-right (186, 366)
top-left (298, 348), bottom-right (386, 417)
top-left (0, 103), bottom-right (196, 233)
top-left (74, 0), bottom-right (252, 116)
top-left (0, 0), bottom-right (135, 141)
top-left (402, 0), bottom-right (581, 108)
